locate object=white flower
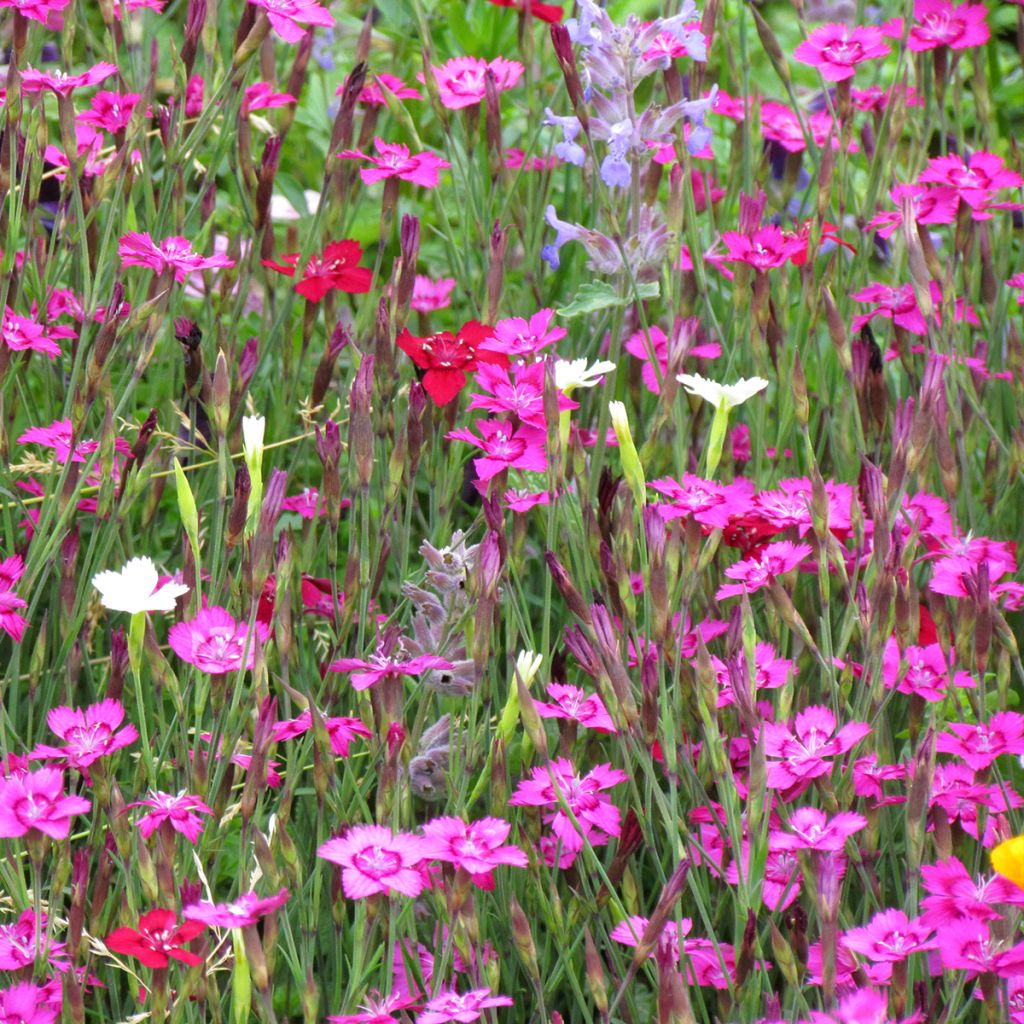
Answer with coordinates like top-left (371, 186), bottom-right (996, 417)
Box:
top-left (554, 358), bottom-right (616, 392)
top-left (92, 557), bottom-right (189, 614)
top-left (242, 414), bottom-right (266, 464)
top-left (269, 189), bottom-right (321, 222)
top-left (608, 400), bottom-right (629, 434)
top-left (514, 650), bottom-right (544, 688)
top-left (675, 372), bottom-right (769, 410)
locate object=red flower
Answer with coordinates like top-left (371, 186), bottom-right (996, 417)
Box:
top-left (106, 909), bottom-right (205, 968)
top-left (396, 321), bottom-right (508, 405)
top-left (262, 240), bottom-right (372, 302)
top-left (487, 0), bottom-right (563, 21)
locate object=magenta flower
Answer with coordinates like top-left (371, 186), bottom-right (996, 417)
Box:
top-left (763, 706), bottom-right (870, 793)
top-left (127, 790), bottom-right (214, 843)
top-left (272, 710), bottom-right (372, 756)
top-left (337, 138), bottom-right (450, 188)
top-left (753, 477), bottom-right (855, 537)
top-left (0, 768), bottom-right (90, 839)
top-left (416, 989), bottom-right (513, 1024)
top-left (329, 648), bottom-right (453, 692)
top-left (77, 91), bottom-right (143, 132)
top-left (771, 807), bottom-right (867, 852)
top-left (446, 420), bottom-right (548, 484)
top-left (0, 555), bottom-right (28, 642)
top-left (411, 276), bottom-right (456, 313)
top-left (608, 917), bottom-right (736, 989)
top-left (2, 309), bottom-right (61, 360)
top-left (867, 183), bottom-right (959, 238)
top-left (884, 0), bottom-right (990, 51)
top-left (936, 712), bottom-right (1024, 771)
top-left (17, 417), bottom-right (131, 464)
top-left (329, 992), bottom-right (419, 1024)
top-left (936, 921), bottom-right (1024, 978)
top-left (533, 683), bottom-right (617, 733)
top-left (917, 151), bottom-right (1024, 220)
top-left (715, 541), bottom-right (812, 600)
top-left (20, 62), bottom-right (117, 97)
top-left (467, 362), bottom-right (574, 429)
top-left (183, 887), bottom-right (289, 928)
top-left (650, 474), bottom-right (754, 530)
top-left (723, 844), bottom-right (802, 911)
top-left (882, 638), bottom-right (974, 702)
top-left (711, 642), bottom-right (794, 709)
top-left (850, 754), bottom-right (907, 806)
top-left (720, 225), bottom-right (803, 270)
top-left (927, 763), bottom-right (1020, 843)
top-left (30, 699), bottom-right (138, 772)
top-left (422, 57), bottom-right (524, 110)
top-left (0, 0), bottom-right (70, 23)
top-left (0, 910), bottom-right (68, 971)
top-left (420, 816), bottom-right (528, 886)
top-left (168, 606), bottom-right (270, 675)
top-left (920, 857), bottom-right (1024, 927)
top-left (281, 487), bottom-right (328, 520)
top-left (759, 102), bottom-right (853, 154)
top-left (842, 909), bottom-right (936, 963)
top-left (0, 982), bottom-right (58, 1024)
top-left (358, 73), bottom-right (423, 106)
top-left (246, 0), bottom-right (334, 42)
top-left (484, 309), bottom-right (567, 358)
top-left (317, 824), bottom-right (429, 899)
top-left (624, 325), bottom-right (721, 395)
top-left (118, 232), bottom-right (235, 282)
top-left (792, 23), bottom-right (890, 81)
top-left (242, 81), bottom-right (297, 113)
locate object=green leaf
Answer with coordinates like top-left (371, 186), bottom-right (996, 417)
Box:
top-left (556, 280), bottom-right (659, 318)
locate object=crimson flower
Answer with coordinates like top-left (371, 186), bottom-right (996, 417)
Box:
top-left (488, 0), bottom-right (562, 21)
top-left (262, 240), bottom-right (372, 302)
top-left (396, 321), bottom-right (508, 405)
top-left (106, 908), bottom-right (204, 968)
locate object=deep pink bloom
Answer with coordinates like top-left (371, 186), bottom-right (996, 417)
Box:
top-left (882, 638), bottom-right (974, 701)
top-left (711, 642), bottom-right (795, 709)
top-left (866, 183), bottom-right (959, 238)
top-left (753, 477), bottom-right (855, 537)
top-left (759, 101), bottom-right (855, 154)
top-left (467, 362), bottom-right (574, 429)
top-left (0, 573), bottom-right (28, 641)
top-left (917, 151), bottom-right (1024, 220)
top-left (447, 420), bottom-right (548, 483)
top-left (168, 606), bottom-right (270, 675)
top-left (329, 649), bottom-right (453, 691)
top-left (127, 791), bottom-right (214, 843)
top-left (936, 712), bottom-right (1024, 770)
top-left (720, 225), bottom-right (803, 270)
top-left (77, 92), bottom-right (143, 132)
top-left (183, 887), bottom-right (289, 927)
top-left (808, 987), bottom-right (890, 1024)
top-left (884, 0), bottom-right (990, 51)
top-left (243, 81), bottom-right (297, 113)
top-left (318, 824), bottom-right (429, 899)
top-left (16, 418), bottom-right (131, 466)
top-left (246, 0), bottom-right (334, 42)
top-left (30, 699), bottom-right (138, 771)
top-left (936, 921), bottom-right (1024, 978)
top-left (329, 992), bottom-right (419, 1024)
top-left (488, 0), bottom-right (563, 21)
top-left (650, 474), bottom-right (754, 530)
top-left (106, 908), bottom-right (204, 968)
top-left (608, 917), bottom-right (736, 989)
top-left (624, 325), bottom-right (721, 394)
top-left (770, 807), bottom-right (867, 852)
top-left (927, 763), bottom-right (1020, 843)
top-left (842, 909), bottom-right (936, 962)
top-left (920, 857), bottom-right (1024, 927)
top-left (0, 982), bottom-right (58, 1024)
top-left (119, 232), bottom-right (235, 282)
top-left (417, 989), bottom-right (513, 1024)
top-left (851, 754), bottom-right (907, 806)
top-left (762, 706), bottom-right (870, 793)
top-left (715, 541), bottom-right (812, 600)
top-left (420, 816), bottom-right (528, 886)
top-left (410, 276), bottom-right (456, 313)
top-left (483, 309), bottom-right (567, 358)
top-left (792, 23), bottom-right (890, 81)
top-left (1008, 273), bottom-right (1024, 305)
top-left (724, 844), bottom-right (802, 911)
top-left (263, 240), bottom-right (372, 301)
top-left (281, 486), bottom-right (327, 520)
top-left (271, 710), bottom-right (371, 756)
top-left (610, 916), bottom-right (690, 960)
top-left (337, 138), bottom-right (450, 188)
top-left (0, 768), bottom-right (90, 839)
top-left (0, 0), bottom-right (69, 22)
top-left (0, 910), bottom-right (68, 971)
top-left (422, 57), bottom-right (524, 110)
top-left (533, 684), bottom-right (617, 733)
top-left (20, 63), bottom-right (117, 97)
top-left (2, 309), bottom-right (61, 359)
top-left (356, 74), bottom-right (423, 106)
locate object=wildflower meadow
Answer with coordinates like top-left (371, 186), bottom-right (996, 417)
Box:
top-left (4, 0), bottom-right (1024, 1020)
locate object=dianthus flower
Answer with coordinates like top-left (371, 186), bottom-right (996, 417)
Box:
top-left (883, 0), bottom-right (989, 51)
top-left (792, 23), bottom-right (890, 81)
top-left (720, 225), bottom-right (803, 270)
top-left (420, 816), bottom-right (528, 887)
top-left (624, 325), bottom-right (721, 394)
top-left (711, 642), bottom-right (795, 709)
top-left (0, 981), bottom-right (58, 1024)
top-left (850, 754), bottom-right (907, 806)
top-left (417, 989), bottom-right (514, 1024)
top-left (917, 151), bottom-right (1024, 220)
top-left (488, 0), bottom-right (562, 21)
top-left (533, 683), bottom-right (617, 733)
top-left (183, 887), bottom-right (289, 928)
top-left (0, 768), bottom-right (90, 840)
top-left (447, 420), bottom-right (548, 484)
top-left (356, 74), bottom-right (423, 105)
top-left (410, 276), bottom-right (456, 313)
top-left (2, 309), bottom-right (61, 360)
top-left (396, 321), bottom-right (507, 406)
top-left (770, 807), bottom-right (867, 852)
top-left (262, 240), bottom-right (372, 301)
top-left (77, 91), bottom-right (144, 132)
top-left (337, 138), bottom-right (450, 188)
top-left (242, 81), bottom-right (297, 113)
top-left (106, 908), bottom-right (204, 968)
top-left (18, 418), bottom-right (129, 465)
top-left (936, 921), bottom-right (1024, 978)
top-left (30, 699), bottom-right (138, 772)
top-left (608, 916), bottom-right (737, 988)
top-left (724, 845), bottom-right (802, 911)
top-left (318, 825), bottom-right (429, 899)
top-left (0, 0), bottom-right (70, 22)
top-left (881, 638), bottom-right (974, 701)
top-left (271, 710), bottom-right (372, 756)
top-left (20, 62), bottom-right (117, 97)
top-left (328, 992), bottom-right (419, 1024)
top-left (715, 541), bottom-right (812, 600)
top-left (421, 57), bottom-right (524, 110)
top-left (842, 909), bottom-right (936, 963)
top-left (168, 606), bottom-right (270, 675)
top-left (467, 362), bottom-right (573, 429)
top-left (485, 308), bottom-right (567, 358)
top-left (118, 232), bottom-right (235, 282)
top-left (246, 0), bottom-right (334, 42)
top-left (0, 910), bottom-right (68, 971)
top-left (649, 474), bottom-right (754, 530)
top-left (329, 647), bottom-right (453, 691)
top-left (920, 856), bottom-right (1024, 927)
top-left (936, 712), bottom-right (1024, 771)
top-left (762, 706), bottom-right (870, 793)
top-left (0, 555), bottom-right (27, 643)
top-left (127, 790), bottom-right (214, 843)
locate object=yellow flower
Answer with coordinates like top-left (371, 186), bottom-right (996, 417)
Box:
top-left (991, 834), bottom-right (1024, 890)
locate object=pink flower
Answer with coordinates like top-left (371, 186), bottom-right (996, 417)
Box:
top-left (420, 816), bottom-right (528, 886)
top-left (711, 642), bottom-right (795, 709)
top-left (866, 183), bottom-right (959, 238)
top-left (446, 420), bottom-right (548, 484)
top-left (884, 0), bottom-right (990, 51)
top-left (715, 541), bottom-right (812, 600)
top-left (720, 225), bottom-right (803, 270)
top-left (917, 151), bottom-right (1024, 220)
top-left (356, 74), bottom-right (423, 105)
top-left (0, 910), bottom-right (68, 971)
top-left (920, 856), bottom-right (1024, 927)
top-left (328, 649), bottom-right (453, 692)
top-left (77, 91), bottom-right (143, 132)
top-left (484, 309), bottom-right (567, 358)
top-left (882, 638), bottom-right (974, 701)
top-left (753, 477), bottom-right (855, 537)
top-left (936, 712), bottom-right (1024, 770)
top-left (0, 982), bottom-right (58, 1024)
top-left (416, 989), bottom-right (513, 1024)
top-left (762, 706), bottom-right (870, 793)
top-left (271, 710), bottom-right (372, 756)
top-left (281, 486), bottom-right (328, 520)
top-left (118, 232), bottom-right (235, 282)
top-left (759, 101), bottom-right (854, 154)
top-left (317, 824), bottom-right (429, 899)
top-left (723, 844), bottom-right (802, 911)
top-left (20, 62), bottom-right (117, 97)
top-left (610, 916), bottom-right (689, 960)
top-left (329, 993), bottom-right (419, 1024)
top-left (246, 0), bottom-right (334, 42)
top-left (608, 917), bottom-right (736, 988)
top-left (422, 57), bottom-right (524, 110)
top-left (2, 309), bottom-right (61, 359)
top-left (410, 276), bottom-right (456, 313)
top-left (624, 324), bottom-right (721, 394)
top-left (770, 807), bottom-right (867, 852)
top-left (243, 81), bottom-right (297, 113)
top-left (168, 607), bottom-right (270, 674)
top-left (466, 362), bottom-right (574, 429)
top-left (927, 763), bottom-right (1019, 843)
top-left (0, 768), bottom-right (91, 839)
top-left (851, 754), bottom-right (907, 806)
top-left (936, 921), bottom-right (1024, 977)
top-left (183, 887), bottom-right (289, 928)
top-left (0, 0), bottom-right (70, 23)
top-left (533, 683), bottom-right (617, 733)
top-left (0, 554), bottom-right (28, 642)
top-left (127, 790), bottom-right (214, 843)
top-left (106, 908), bottom-right (204, 968)
top-left (30, 699), bottom-right (138, 771)
top-left (792, 23), bottom-right (890, 81)
top-left (649, 474), bottom-right (754, 530)
top-left (337, 138), bottom-right (450, 188)
top-left (842, 909), bottom-right (936, 962)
